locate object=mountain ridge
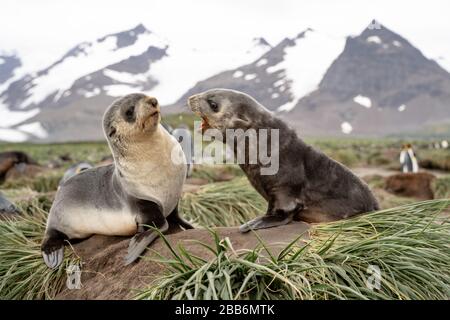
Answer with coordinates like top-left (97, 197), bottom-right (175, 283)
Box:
top-left (0, 21), bottom-right (449, 141)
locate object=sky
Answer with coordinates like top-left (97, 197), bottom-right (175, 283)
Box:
top-left (1, 0), bottom-right (450, 72)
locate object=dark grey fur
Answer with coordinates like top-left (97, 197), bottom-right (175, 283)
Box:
top-left (188, 89), bottom-right (379, 232)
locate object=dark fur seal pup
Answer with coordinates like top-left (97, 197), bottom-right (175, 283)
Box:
top-left (41, 93), bottom-right (193, 268)
top-left (188, 89), bottom-right (379, 232)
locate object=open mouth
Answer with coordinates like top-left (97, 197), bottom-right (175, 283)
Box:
top-left (142, 111), bottom-right (160, 130)
top-left (149, 111), bottom-right (159, 118)
top-left (200, 116), bottom-right (211, 133)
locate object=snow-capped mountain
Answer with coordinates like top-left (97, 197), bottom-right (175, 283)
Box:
top-left (166, 28), bottom-right (345, 113)
top-left (1, 21), bottom-right (450, 141)
top-left (0, 24), bottom-right (272, 142)
top-left (168, 21), bottom-right (450, 137)
top-left (0, 53), bottom-right (21, 85)
top-left (285, 23), bottom-right (450, 136)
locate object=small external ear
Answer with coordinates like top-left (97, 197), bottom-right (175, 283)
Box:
top-left (231, 114), bottom-right (251, 128)
top-left (108, 127), bottom-right (117, 138)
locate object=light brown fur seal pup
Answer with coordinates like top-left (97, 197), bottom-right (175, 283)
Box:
top-left (188, 89), bottom-right (379, 232)
top-left (41, 93), bottom-right (193, 268)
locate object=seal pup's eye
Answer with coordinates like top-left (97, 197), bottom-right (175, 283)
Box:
top-left (207, 99), bottom-right (219, 112)
top-left (125, 106), bottom-right (135, 122)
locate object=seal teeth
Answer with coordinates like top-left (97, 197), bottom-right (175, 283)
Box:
top-left (200, 117), bottom-right (211, 132)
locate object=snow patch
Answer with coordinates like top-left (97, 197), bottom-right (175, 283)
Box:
top-left (393, 40), bottom-right (402, 47)
top-left (277, 100), bottom-right (297, 112)
top-left (244, 74), bottom-right (257, 81)
top-left (233, 70), bottom-right (244, 78)
top-left (0, 58), bottom-right (4, 65)
top-left (80, 87), bottom-right (101, 98)
top-left (256, 58), bottom-right (268, 67)
top-left (103, 69), bottom-right (147, 83)
top-left (16, 122), bottom-right (48, 139)
top-left (366, 36), bottom-right (382, 44)
top-left (353, 95), bottom-right (372, 108)
top-left (341, 122), bottom-right (353, 134)
top-left (103, 84), bottom-right (137, 97)
top-left (148, 41), bottom-right (270, 105)
top-left (0, 100), bottom-right (40, 127)
top-left (0, 128), bottom-right (28, 142)
top-left (245, 42), bottom-right (271, 62)
top-left (266, 64), bottom-right (283, 74)
top-left (271, 92), bottom-right (279, 99)
top-left (20, 32), bottom-right (167, 108)
top-left (398, 104), bottom-right (406, 112)
top-left (277, 31), bottom-right (346, 106)
top-left (273, 79), bottom-right (285, 87)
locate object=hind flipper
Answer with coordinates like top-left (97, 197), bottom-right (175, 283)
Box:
top-left (42, 247), bottom-right (64, 269)
top-left (124, 220), bottom-right (168, 266)
top-left (167, 205), bottom-right (194, 231)
top-left (41, 229), bottom-right (67, 269)
top-left (239, 213), bottom-right (294, 233)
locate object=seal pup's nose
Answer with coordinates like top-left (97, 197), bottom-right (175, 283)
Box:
top-left (146, 97), bottom-right (158, 108)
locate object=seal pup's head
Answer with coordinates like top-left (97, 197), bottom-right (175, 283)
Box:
top-left (187, 88), bottom-right (271, 133)
top-left (103, 93), bottom-right (160, 149)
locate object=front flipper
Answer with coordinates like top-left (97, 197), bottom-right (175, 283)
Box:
top-left (239, 213), bottom-right (294, 233)
top-left (124, 221), bottom-right (168, 265)
top-left (240, 192), bottom-right (303, 233)
top-left (41, 229), bottom-right (68, 269)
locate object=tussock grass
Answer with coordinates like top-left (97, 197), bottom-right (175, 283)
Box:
top-left (419, 150), bottom-right (450, 171)
top-left (137, 199), bottom-right (450, 300)
top-left (180, 178), bottom-right (265, 227)
top-left (190, 165), bottom-right (243, 183)
top-left (2, 172), bottom-right (63, 193)
top-left (0, 203), bottom-right (78, 299)
top-left (432, 176), bottom-right (450, 199)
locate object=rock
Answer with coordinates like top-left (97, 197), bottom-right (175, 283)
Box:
top-left (384, 172), bottom-right (436, 200)
top-left (55, 222), bottom-right (310, 300)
